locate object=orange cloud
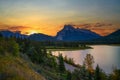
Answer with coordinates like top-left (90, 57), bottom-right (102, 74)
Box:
top-left (7, 26), bottom-right (40, 35)
top-left (73, 23), bottom-right (119, 36)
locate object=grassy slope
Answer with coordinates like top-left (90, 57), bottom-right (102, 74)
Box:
top-left (0, 55), bottom-right (45, 80)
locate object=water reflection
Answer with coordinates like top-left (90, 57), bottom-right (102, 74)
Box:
top-left (52, 45), bottom-right (120, 73)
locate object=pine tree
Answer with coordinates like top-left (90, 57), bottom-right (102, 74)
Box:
top-left (95, 64), bottom-right (101, 80)
top-left (58, 54), bottom-right (65, 73)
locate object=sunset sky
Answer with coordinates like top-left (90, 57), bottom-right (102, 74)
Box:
top-left (0, 0), bottom-right (120, 36)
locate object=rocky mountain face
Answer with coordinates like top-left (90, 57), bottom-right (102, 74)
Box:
top-left (55, 25), bottom-right (101, 41)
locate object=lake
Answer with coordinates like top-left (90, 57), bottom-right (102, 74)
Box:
top-left (52, 45), bottom-right (120, 74)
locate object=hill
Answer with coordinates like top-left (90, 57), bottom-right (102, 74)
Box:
top-left (29, 33), bottom-right (55, 41)
top-left (0, 55), bottom-right (45, 80)
top-left (0, 38), bottom-right (45, 80)
top-left (105, 29), bottom-right (120, 43)
top-left (93, 29), bottom-right (120, 44)
top-left (105, 29), bottom-right (120, 40)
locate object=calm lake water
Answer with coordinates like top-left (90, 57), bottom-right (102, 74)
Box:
top-left (52, 45), bottom-right (120, 73)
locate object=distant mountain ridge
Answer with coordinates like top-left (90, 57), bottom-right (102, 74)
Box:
top-left (0, 30), bottom-right (28, 39)
top-left (0, 25), bottom-right (120, 43)
top-left (0, 30), bottom-right (55, 41)
top-left (29, 33), bottom-right (55, 41)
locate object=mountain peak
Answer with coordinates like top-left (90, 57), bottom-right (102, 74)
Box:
top-left (63, 24), bottom-right (75, 31)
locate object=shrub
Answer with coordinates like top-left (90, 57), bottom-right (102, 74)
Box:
top-left (0, 38), bottom-right (19, 56)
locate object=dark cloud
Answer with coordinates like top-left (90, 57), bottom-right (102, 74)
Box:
top-left (74, 23), bottom-right (116, 30)
top-left (72, 23), bottom-right (118, 36)
top-left (74, 24), bottom-right (92, 29)
top-left (8, 26), bottom-right (30, 31)
top-left (93, 23), bottom-right (113, 27)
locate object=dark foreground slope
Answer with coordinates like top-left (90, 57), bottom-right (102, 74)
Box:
top-left (0, 55), bottom-right (45, 80)
top-left (0, 38), bottom-right (45, 80)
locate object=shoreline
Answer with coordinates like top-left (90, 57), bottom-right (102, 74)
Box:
top-left (46, 46), bottom-right (92, 51)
